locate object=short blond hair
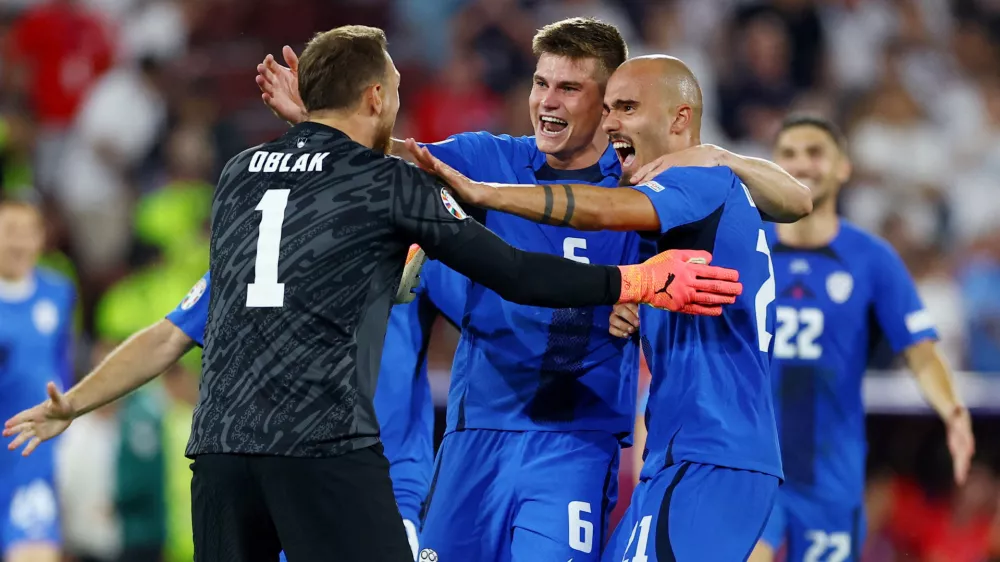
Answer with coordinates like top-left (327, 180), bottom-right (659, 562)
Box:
top-left (532, 18), bottom-right (628, 80)
top-left (298, 25), bottom-right (389, 112)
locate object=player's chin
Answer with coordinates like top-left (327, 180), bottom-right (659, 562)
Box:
top-left (534, 126), bottom-right (571, 154)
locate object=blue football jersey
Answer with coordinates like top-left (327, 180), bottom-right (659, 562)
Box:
top-left (0, 269), bottom-right (75, 465)
top-left (425, 132), bottom-right (641, 435)
top-left (375, 260), bottom-right (465, 522)
top-left (630, 167), bottom-right (782, 480)
top-left (764, 221), bottom-right (937, 501)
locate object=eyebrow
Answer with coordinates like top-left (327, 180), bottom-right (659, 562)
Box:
top-left (779, 142), bottom-right (826, 153)
top-left (533, 75), bottom-right (584, 89)
top-left (605, 99), bottom-right (640, 111)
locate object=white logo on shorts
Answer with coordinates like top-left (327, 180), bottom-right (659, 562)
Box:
top-left (419, 548), bottom-right (438, 562)
top-left (9, 479), bottom-right (57, 538)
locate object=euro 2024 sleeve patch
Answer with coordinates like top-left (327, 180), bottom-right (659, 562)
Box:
top-left (440, 188), bottom-right (468, 220)
top-left (181, 277), bottom-right (208, 310)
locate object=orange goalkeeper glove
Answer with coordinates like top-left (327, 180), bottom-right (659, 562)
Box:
top-left (395, 244), bottom-right (427, 304)
top-left (617, 250), bottom-right (742, 316)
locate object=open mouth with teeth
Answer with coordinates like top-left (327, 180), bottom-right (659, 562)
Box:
top-left (539, 115), bottom-right (568, 136)
top-left (612, 138), bottom-right (636, 168)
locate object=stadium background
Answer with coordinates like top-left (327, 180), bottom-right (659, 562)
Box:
top-left (2, 0), bottom-right (1000, 560)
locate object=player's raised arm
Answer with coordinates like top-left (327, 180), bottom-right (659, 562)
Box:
top-left (3, 319), bottom-right (195, 455)
top-left (404, 139), bottom-right (662, 232)
top-left (627, 144), bottom-right (813, 222)
top-left (389, 161), bottom-right (741, 314)
top-left (257, 47), bottom-right (307, 125)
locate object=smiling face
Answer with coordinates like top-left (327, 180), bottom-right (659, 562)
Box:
top-left (529, 53), bottom-right (607, 165)
top-left (773, 124), bottom-right (850, 207)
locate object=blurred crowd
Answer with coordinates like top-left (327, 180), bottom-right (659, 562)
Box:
top-left (1, 0), bottom-right (1000, 561)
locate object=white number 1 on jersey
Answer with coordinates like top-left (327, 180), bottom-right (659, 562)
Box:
top-left (247, 189), bottom-right (290, 308)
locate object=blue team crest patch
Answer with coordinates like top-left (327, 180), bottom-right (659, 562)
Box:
top-left (181, 278), bottom-right (208, 310)
top-left (32, 300), bottom-right (59, 335)
top-left (440, 188), bottom-right (468, 220)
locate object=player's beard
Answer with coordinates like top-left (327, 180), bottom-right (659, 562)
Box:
top-left (373, 118), bottom-right (394, 155)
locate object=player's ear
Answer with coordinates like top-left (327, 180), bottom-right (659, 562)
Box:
top-left (836, 154), bottom-right (852, 184)
top-left (670, 105), bottom-right (692, 134)
top-left (367, 83), bottom-right (384, 116)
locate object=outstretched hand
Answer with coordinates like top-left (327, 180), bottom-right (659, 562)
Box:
top-left (3, 382), bottom-right (76, 457)
top-left (256, 45), bottom-right (307, 125)
top-left (618, 250), bottom-right (742, 315)
top-left (403, 138), bottom-right (493, 207)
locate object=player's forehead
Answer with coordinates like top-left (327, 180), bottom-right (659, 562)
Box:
top-left (0, 204), bottom-right (41, 227)
top-left (603, 68), bottom-right (646, 106)
top-left (775, 125), bottom-right (837, 152)
top-left (384, 51), bottom-right (399, 82)
top-left (534, 53), bottom-right (602, 85)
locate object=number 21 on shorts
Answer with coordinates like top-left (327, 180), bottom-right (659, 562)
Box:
top-left (620, 515), bottom-right (653, 562)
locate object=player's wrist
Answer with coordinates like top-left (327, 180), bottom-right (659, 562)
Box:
top-left (61, 394), bottom-right (80, 419)
top-left (473, 181), bottom-right (500, 208)
top-left (616, 264), bottom-right (649, 304)
top-left (946, 404), bottom-right (969, 423)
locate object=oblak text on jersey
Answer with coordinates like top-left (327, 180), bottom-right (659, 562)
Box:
top-left (248, 150), bottom-right (330, 173)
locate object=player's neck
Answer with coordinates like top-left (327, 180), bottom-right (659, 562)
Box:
top-left (307, 114), bottom-right (378, 150)
top-left (777, 200), bottom-right (839, 248)
top-left (0, 273), bottom-right (35, 302)
top-left (668, 131), bottom-right (700, 154)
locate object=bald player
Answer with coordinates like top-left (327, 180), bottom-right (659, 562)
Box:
top-left (0, 201), bottom-right (74, 562)
top-left (409, 55), bottom-right (788, 561)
